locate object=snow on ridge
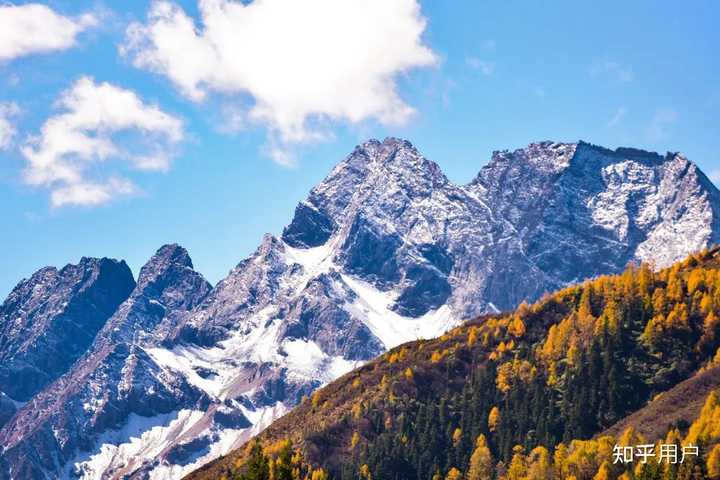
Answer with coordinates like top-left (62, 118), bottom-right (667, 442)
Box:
top-left (341, 273), bottom-right (459, 349)
top-left (284, 242), bottom-right (335, 274)
top-left (70, 404), bottom-right (289, 480)
top-left (69, 410), bottom-right (196, 480)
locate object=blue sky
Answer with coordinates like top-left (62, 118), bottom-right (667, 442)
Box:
top-left (0, 0), bottom-right (718, 297)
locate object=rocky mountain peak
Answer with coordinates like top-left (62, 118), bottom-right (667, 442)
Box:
top-left (256, 233), bottom-right (285, 258)
top-left (0, 248), bottom-right (211, 480)
top-left (137, 244), bottom-right (194, 285)
top-left (351, 137), bottom-right (413, 163)
top-left (106, 245), bottom-right (212, 342)
top-left (350, 137), bottom-right (445, 184)
top-left (132, 244), bottom-right (210, 311)
top-left (3, 139), bottom-right (720, 480)
top-left (0, 257), bottom-right (135, 403)
top-left (479, 141), bottom-right (577, 183)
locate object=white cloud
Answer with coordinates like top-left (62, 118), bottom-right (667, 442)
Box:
top-left (0, 102), bottom-right (20, 149)
top-left (264, 144), bottom-right (296, 168)
top-left (21, 77), bottom-right (183, 207)
top-left (607, 106), bottom-right (627, 127)
top-left (646, 108), bottom-right (678, 142)
top-left (0, 4), bottom-right (97, 62)
top-left (466, 57), bottom-right (495, 76)
top-left (589, 61), bottom-right (634, 83)
top-left (121, 0), bottom-right (436, 163)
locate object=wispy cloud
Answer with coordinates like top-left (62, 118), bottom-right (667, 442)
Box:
top-left (0, 102), bottom-right (20, 150)
top-left (607, 106), bottom-right (627, 127)
top-left (466, 57), bottom-right (495, 76)
top-left (0, 3), bottom-right (97, 62)
top-left (646, 108), bottom-right (678, 142)
top-left (121, 0), bottom-right (437, 166)
top-left (21, 77), bottom-right (184, 207)
top-left (589, 60), bottom-right (635, 83)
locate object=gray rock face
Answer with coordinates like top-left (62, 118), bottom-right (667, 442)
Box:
top-left (0, 245), bottom-right (212, 480)
top-left (2, 138), bottom-right (720, 479)
top-left (0, 257), bottom-right (135, 403)
top-left (0, 392), bottom-right (15, 428)
top-left (469, 141), bottom-right (720, 295)
top-left (280, 271), bottom-right (384, 361)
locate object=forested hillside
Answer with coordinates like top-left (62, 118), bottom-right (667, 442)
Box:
top-left (187, 247), bottom-right (720, 480)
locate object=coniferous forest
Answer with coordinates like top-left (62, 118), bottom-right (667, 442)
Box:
top-left (187, 247), bottom-right (720, 480)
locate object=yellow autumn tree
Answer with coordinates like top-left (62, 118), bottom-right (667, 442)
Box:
top-left (380, 374), bottom-right (389, 391)
top-left (507, 445), bottom-right (527, 480)
top-left (704, 311), bottom-right (720, 341)
top-left (707, 444), bottom-right (720, 479)
top-left (566, 339), bottom-right (581, 368)
top-left (526, 445), bottom-right (552, 480)
top-left (578, 284), bottom-right (594, 321)
top-left (686, 390), bottom-right (720, 444)
top-left (488, 406), bottom-right (500, 432)
top-left (592, 461), bottom-right (612, 480)
top-left (688, 269), bottom-right (706, 294)
top-left (311, 468), bottom-right (328, 480)
top-left (666, 265), bottom-right (684, 301)
top-left (701, 293), bottom-right (714, 314)
top-left (652, 287), bottom-right (668, 316)
top-left (508, 315), bottom-right (526, 338)
top-left (496, 358), bottom-right (535, 393)
top-left (445, 467), bottom-right (462, 480)
top-left (666, 302), bottom-right (690, 331)
top-left (350, 432), bottom-right (360, 449)
top-left (452, 428), bottom-right (462, 447)
top-left (311, 391), bottom-right (322, 408)
top-left (467, 326), bottom-right (479, 347)
top-left (467, 434), bottom-right (493, 480)
top-left (359, 464), bottom-right (372, 480)
top-left (553, 443), bottom-right (569, 480)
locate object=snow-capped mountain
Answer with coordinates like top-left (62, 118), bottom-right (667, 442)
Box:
top-left (0, 245), bottom-right (211, 479)
top-left (1, 138), bottom-right (719, 479)
top-left (0, 257), bottom-right (135, 426)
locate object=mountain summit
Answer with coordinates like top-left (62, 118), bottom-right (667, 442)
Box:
top-left (1, 138), bottom-right (719, 479)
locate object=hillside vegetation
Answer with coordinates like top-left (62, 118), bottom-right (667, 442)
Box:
top-left (186, 247), bottom-right (720, 480)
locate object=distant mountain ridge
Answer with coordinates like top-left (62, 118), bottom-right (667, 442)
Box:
top-left (1, 138), bottom-right (719, 479)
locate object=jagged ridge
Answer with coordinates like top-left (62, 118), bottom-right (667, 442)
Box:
top-left (1, 138), bottom-right (720, 479)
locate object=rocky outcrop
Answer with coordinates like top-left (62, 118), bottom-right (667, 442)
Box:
top-left (0, 245), bottom-right (211, 480)
top-left (0, 257), bottom-right (135, 404)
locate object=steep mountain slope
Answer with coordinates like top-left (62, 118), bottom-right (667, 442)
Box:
top-left (0, 257), bottom-right (135, 420)
top-left (186, 247), bottom-right (720, 480)
top-left (2, 138), bottom-right (720, 479)
top-left (0, 245), bottom-right (211, 479)
top-left (601, 365), bottom-right (720, 441)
